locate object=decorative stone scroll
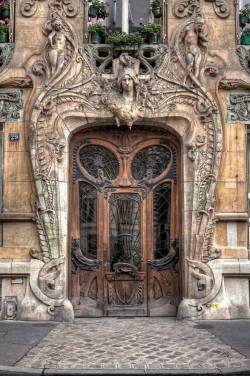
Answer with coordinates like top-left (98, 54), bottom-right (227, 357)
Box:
top-left (173, 0), bottom-right (230, 19)
top-left (236, 46), bottom-right (250, 75)
top-left (219, 79), bottom-right (250, 90)
top-left (173, 0), bottom-right (202, 18)
top-left (0, 90), bottom-right (23, 122)
top-left (0, 44), bottom-right (14, 73)
top-left (25, 0), bottom-right (225, 318)
top-left (20, 0), bottom-right (79, 17)
top-left (227, 93), bottom-right (250, 123)
top-left (20, 0), bottom-right (46, 17)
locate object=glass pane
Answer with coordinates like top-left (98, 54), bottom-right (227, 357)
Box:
top-left (79, 182), bottom-right (97, 259)
top-left (153, 183), bottom-right (171, 259)
top-left (79, 145), bottom-right (119, 180)
top-left (109, 194), bottom-right (141, 270)
top-left (132, 145), bottom-right (172, 181)
top-left (90, 0), bottom-right (151, 33)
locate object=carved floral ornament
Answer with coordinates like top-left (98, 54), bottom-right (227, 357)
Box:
top-left (20, 0), bottom-right (79, 17)
top-left (25, 3), bottom-right (225, 317)
top-left (227, 93), bottom-right (250, 123)
top-left (236, 46), bottom-right (250, 76)
top-left (173, 0), bottom-right (230, 19)
top-left (0, 90), bottom-right (23, 122)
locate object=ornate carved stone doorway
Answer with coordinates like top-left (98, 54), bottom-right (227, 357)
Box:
top-left (69, 127), bottom-right (181, 317)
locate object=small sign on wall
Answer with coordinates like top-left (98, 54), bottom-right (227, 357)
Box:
top-left (8, 133), bottom-right (20, 142)
top-left (4, 296), bottom-right (17, 320)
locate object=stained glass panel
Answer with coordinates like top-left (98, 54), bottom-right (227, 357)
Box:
top-left (153, 183), bottom-right (171, 259)
top-left (109, 194), bottom-right (141, 270)
top-left (132, 145), bottom-right (172, 181)
top-left (79, 182), bottom-right (97, 259)
top-left (79, 145), bottom-right (119, 180)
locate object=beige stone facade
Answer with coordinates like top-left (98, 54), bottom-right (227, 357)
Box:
top-left (0, 0), bottom-right (250, 321)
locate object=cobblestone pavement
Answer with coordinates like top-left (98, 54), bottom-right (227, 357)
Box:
top-left (17, 318), bottom-right (250, 370)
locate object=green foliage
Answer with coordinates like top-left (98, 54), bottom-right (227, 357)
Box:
top-left (152, 0), bottom-right (161, 9)
top-left (138, 23), bottom-right (162, 35)
top-left (0, 23), bottom-right (8, 30)
top-left (239, 7), bottom-right (250, 16)
top-left (88, 0), bottom-right (109, 19)
top-left (88, 23), bottom-right (107, 35)
top-left (242, 28), bottom-right (250, 35)
top-left (106, 32), bottom-right (144, 47)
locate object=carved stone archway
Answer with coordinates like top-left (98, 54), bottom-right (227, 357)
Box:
top-left (23, 2), bottom-right (225, 320)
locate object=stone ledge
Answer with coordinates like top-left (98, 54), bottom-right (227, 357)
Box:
top-left (220, 247), bottom-right (248, 259)
top-left (0, 367), bottom-right (249, 376)
top-left (0, 212), bottom-right (34, 222)
top-left (215, 212), bottom-right (248, 221)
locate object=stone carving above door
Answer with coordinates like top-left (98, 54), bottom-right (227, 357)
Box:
top-left (20, 0), bottom-right (79, 17)
top-left (236, 46), bottom-right (250, 75)
top-left (0, 90), bottom-right (23, 122)
top-left (25, 0), bottom-right (225, 318)
top-left (0, 44), bottom-right (15, 73)
top-left (173, 0), bottom-right (230, 19)
top-left (227, 93), bottom-right (250, 123)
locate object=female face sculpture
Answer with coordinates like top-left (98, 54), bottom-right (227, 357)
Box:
top-left (117, 70), bottom-right (138, 103)
top-left (121, 74), bottom-right (134, 93)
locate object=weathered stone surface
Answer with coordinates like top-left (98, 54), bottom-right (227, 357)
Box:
top-left (0, 0), bottom-right (249, 321)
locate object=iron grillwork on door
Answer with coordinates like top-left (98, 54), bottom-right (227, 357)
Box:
top-left (79, 181), bottom-right (97, 259)
top-left (131, 145), bottom-right (172, 180)
top-left (153, 182), bottom-right (172, 260)
top-left (109, 193), bottom-right (141, 271)
top-left (79, 145), bottom-right (119, 180)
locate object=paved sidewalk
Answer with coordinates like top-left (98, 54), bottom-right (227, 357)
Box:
top-left (16, 318), bottom-right (250, 370)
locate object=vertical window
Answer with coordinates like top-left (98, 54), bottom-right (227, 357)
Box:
top-left (153, 182), bottom-right (171, 259)
top-left (0, 0), bottom-right (15, 44)
top-left (87, 0), bottom-right (167, 42)
top-left (239, 1), bottom-right (250, 45)
top-left (0, 123), bottom-right (4, 212)
top-left (248, 129), bottom-right (250, 258)
top-left (109, 193), bottom-right (141, 270)
top-left (79, 182), bottom-right (97, 260)
top-left (0, 278), bottom-right (2, 313)
top-left (0, 124), bottom-right (3, 247)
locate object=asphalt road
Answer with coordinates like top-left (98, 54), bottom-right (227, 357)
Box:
top-left (194, 320), bottom-right (250, 358)
top-left (0, 321), bottom-right (56, 366)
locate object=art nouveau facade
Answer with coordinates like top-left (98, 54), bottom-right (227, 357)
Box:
top-left (0, 0), bottom-right (250, 321)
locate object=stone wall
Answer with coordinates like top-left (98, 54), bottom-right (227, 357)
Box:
top-left (0, 0), bottom-right (249, 321)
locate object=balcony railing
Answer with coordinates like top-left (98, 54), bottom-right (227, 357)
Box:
top-left (85, 43), bottom-right (167, 75)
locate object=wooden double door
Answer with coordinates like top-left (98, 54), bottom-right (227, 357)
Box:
top-left (70, 128), bottom-right (180, 317)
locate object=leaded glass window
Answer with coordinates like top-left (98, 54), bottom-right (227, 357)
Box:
top-left (79, 182), bottom-right (97, 259)
top-left (153, 182), bottom-right (171, 259)
top-left (132, 145), bottom-right (172, 181)
top-left (79, 145), bottom-right (119, 180)
top-left (109, 193), bottom-right (141, 270)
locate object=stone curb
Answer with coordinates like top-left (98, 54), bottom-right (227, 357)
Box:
top-left (0, 368), bottom-right (250, 376)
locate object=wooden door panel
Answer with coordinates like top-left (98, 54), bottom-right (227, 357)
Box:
top-left (104, 267), bottom-right (147, 316)
top-left (148, 269), bottom-right (179, 316)
top-left (72, 271), bottom-right (103, 317)
top-left (69, 128), bottom-right (181, 318)
top-left (71, 238), bottom-right (103, 317)
top-left (103, 190), bottom-right (148, 316)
